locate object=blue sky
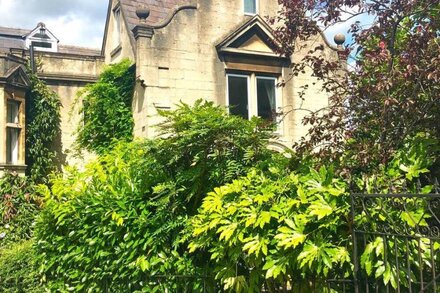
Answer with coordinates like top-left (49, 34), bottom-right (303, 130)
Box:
top-left (0, 1), bottom-right (374, 50)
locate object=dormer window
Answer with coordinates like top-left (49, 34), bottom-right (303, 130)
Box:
top-left (25, 22), bottom-right (58, 53)
top-left (244, 0), bottom-right (257, 15)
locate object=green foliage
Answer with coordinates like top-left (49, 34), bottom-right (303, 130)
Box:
top-left (36, 101), bottom-right (277, 291)
top-left (0, 240), bottom-right (43, 292)
top-left (189, 165), bottom-right (351, 292)
top-left (26, 67), bottom-right (62, 183)
top-left (189, 135), bottom-right (438, 291)
top-left (75, 59), bottom-right (135, 155)
top-left (0, 173), bottom-right (41, 248)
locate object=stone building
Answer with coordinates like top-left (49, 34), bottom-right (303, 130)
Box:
top-left (0, 23), bottom-right (103, 175)
top-left (102, 0), bottom-right (342, 146)
top-left (0, 0), bottom-right (343, 175)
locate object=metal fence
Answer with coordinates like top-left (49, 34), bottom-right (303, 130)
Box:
top-left (351, 180), bottom-right (440, 293)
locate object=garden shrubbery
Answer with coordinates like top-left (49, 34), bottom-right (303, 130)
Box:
top-left (34, 100), bottom-right (439, 292)
top-left (35, 101), bottom-right (280, 291)
top-left (0, 173), bottom-right (43, 292)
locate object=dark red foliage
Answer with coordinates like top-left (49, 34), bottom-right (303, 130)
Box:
top-left (273, 0), bottom-right (440, 173)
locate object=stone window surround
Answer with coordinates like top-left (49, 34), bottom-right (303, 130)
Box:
top-left (5, 98), bottom-right (23, 165)
top-left (113, 4), bottom-right (122, 49)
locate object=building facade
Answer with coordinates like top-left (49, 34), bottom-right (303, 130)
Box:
top-left (0, 24), bottom-right (103, 176)
top-left (0, 0), bottom-right (343, 175)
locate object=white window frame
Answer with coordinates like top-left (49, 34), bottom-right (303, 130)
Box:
top-left (6, 99), bottom-right (22, 165)
top-left (226, 73), bottom-right (251, 119)
top-left (6, 128), bottom-right (20, 164)
top-left (255, 76), bottom-right (278, 121)
top-left (227, 73), bottom-right (281, 128)
top-left (244, 0), bottom-right (259, 16)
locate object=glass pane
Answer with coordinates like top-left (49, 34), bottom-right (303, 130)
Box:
top-left (257, 78), bottom-right (276, 121)
top-left (6, 128), bottom-right (19, 164)
top-left (7, 101), bottom-right (19, 124)
top-left (244, 0), bottom-right (256, 14)
top-left (228, 75), bottom-right (249, 119)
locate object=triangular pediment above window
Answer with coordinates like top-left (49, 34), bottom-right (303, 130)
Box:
top-left (216, 15), bottom-right (280, 57)
top-left (5, 65), bottom-right (31, 89)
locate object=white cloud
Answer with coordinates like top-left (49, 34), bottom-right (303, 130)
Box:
top-left (0, 0), bottom-right (107, 48)
top-left (45, 14), bottom-right (104, 48)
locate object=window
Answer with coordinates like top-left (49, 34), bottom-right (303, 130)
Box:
top-left (256, 77), bottom-right (277, 122)
top-left (6, 100), bottom-right (21, 164)
top-left (6, 128), bottom-right (19, 164)
top-left (7, 101), bottom-right (19, 124)
top-left (227, 75), bottom-right (249, 119)
top-left (113, 7), bottom-right (121, 46)
top-left (227, 73), bottom-right (278, 122)
top-left (244, 0), bottom-right (257, 15)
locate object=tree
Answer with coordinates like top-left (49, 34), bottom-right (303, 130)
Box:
top-left (272, 0), bottom-right (440, 174)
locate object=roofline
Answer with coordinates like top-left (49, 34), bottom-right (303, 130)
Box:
top-left (29, 23), bottom-right (60, 43)
top-left (121, 2), bottom-right (137, 56)
top-left (101, 0), bottom-right (113, 56)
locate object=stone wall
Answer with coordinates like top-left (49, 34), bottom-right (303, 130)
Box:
top-left (129, 0), bottom-right (339, 146)
top-left (36, 52), bottom-right (103, 169)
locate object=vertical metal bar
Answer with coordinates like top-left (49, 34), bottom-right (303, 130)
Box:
top-left (384, 235), bottom-right (390, 293)
top-left (394, 235), bottom-right (401, 292)
top-left (29, 44), bottom-right (36, 73)
top-left (430, 239), bottom-right (437, 291)
top-left (418, 238), bottom-right (424, 291)
top-left (350, 193), bottom-right (360, 293)
top-left (364, 235), bottom-right (370, 293)
top-left (405, 238), bottom-right (413, 293)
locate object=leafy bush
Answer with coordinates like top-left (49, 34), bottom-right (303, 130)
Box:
top-left (0, 240), bottom-right (42, 293)
top-left (36, 101), bottom-right (279, 291)
top-left (0, 173), bottom-right (41, 248)
top-left (189, 135), bottom-right (439, 292)
top-left (189, 165), bottom-right (351, 292)
top-left (75, 59), bottom-right (135, 155)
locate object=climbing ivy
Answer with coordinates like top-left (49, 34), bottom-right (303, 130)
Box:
top-left (75, 59), bottom-right (135, 155)
top-left (26, 67), bottom-right (62, 184)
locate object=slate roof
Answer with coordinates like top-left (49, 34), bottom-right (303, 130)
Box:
top-left (0, 27), bottom-right (31, 38)
top-left (58, 45), bottom-right (102, 56)
top-left (120, 0), bottom-right (192, 30)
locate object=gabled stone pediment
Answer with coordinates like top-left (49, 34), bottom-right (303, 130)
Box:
top-left (216, 15), bottom-right (281, 58)
top-left (4, 65), bottom-right (31, 89)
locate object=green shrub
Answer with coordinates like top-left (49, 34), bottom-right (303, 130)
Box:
top-left (189, 135), bottom-right (439, 292)
top-left (0, 173), bottom-right (41, 248)
top-left (36, 101), bottom-right (279, 291)
top-left (0, 240), bottom-right (43, 293)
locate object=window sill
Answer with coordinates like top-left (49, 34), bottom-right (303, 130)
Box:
top-left (6, 123), bottom-right (21, 129)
